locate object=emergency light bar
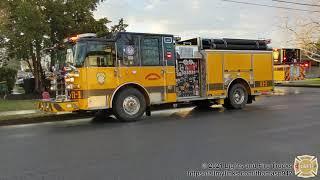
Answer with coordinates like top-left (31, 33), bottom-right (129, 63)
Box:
top-left (63, 33), bottom-right (97, 43)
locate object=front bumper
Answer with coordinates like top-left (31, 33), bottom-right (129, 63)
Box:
top-left (37, 100), bottom-right (79, 113)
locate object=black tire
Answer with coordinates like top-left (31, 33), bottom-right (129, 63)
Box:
top-left (113, 88), bottom-right (146, 122)
top-left (222, 98), bottom-right (233, 109)
top-left (224, 83), bottom-right (248, 109)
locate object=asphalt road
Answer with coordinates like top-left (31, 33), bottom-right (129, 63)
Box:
top-left (0, 87), bottom-right (319, 180)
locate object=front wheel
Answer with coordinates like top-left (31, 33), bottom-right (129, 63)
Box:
top-left (224, 83), bottom-right (248, 109)
top-left (113, 88), bottom-right (146, 122)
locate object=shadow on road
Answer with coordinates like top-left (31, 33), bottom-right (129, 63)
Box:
top-left (91, 116), bottom-right (119, 124)
top-left (44, 106), bottom-right (230, 133)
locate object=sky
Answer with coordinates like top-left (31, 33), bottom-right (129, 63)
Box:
top-left (94, 0), bottom-right (315, 47)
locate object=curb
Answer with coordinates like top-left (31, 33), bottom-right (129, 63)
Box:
top-left (0, 113), bottom-right (94, 126)
top-left (276, 84), bottom-right (320, 88)
top-left (0, 104), bottom-right (198, 127)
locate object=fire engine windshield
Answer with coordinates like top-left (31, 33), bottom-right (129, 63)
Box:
top-left (74, 42), bottom-right (86, 66)
top-left (73, 41), bottom-right (116, 67)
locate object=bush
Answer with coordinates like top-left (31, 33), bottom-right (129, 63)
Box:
top-left (0, 67), bottom-right (18, 94)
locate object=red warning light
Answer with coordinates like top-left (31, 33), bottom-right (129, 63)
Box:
top-left (166, 52), bottom-right (172, 59)
top-left (283, 57), bottom-right (287, 64)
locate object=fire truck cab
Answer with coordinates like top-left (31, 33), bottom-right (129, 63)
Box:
top-left (38, 32), bottom-right (274, 122)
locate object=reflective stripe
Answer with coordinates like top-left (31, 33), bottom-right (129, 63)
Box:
top-left (208, 83), bottom-right (224, 90)
top-left (254, 80), bottom-right (274, 87)
top-left (72, 86), bottom-right (175, 99)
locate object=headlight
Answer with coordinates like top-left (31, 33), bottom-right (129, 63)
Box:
top-left (65, 77), bottom-right (74, 83)
top-left (66, 84), bottom-right (74, 90)
top-left (68, 71), bottom-right (80, 77)
top-left (66, 84), bottom-right (80, 90)
top-left (71, 74), bottom-right (80, 77)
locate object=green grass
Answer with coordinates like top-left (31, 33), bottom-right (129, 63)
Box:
top-left (299, 78), bottom-right (320, 85)
top-left (291, 78), bottom-right (320, 85)
top-left (0, 113), bottom-right (46, 121)
top-left (0, 100), bottom-right (36, 112)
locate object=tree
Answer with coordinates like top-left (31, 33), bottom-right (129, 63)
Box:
top-left (111, 18), bottom-right (128, 33)
top-left (280, 3), bottom-right (320, 62)
top-left (0, 48), bottom-right (8, 67)
top-left (0, 0), bottom-right (127, 93)
top-left (1, 0), bottom-right (50, 93)
top-left (0, 67), bottom-right (18, 93)
top-left (37, 0), bottom-right (111, 66)
top-left (0, 1), bottom-right (9, 67)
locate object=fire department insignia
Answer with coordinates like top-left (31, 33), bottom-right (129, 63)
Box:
top-left (96, 72), bottom-right (106, 85)
top-left (125, 45), bottom-right (135, 56)
top-left (294, 155), bottom-right (318, 178)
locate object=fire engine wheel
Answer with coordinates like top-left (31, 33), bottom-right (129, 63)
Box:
top-left (224, 83), bottom-right (248, 109)
top-left (113, 88), bottom-right (146, 122)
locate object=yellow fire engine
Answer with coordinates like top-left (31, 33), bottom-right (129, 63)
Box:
top-left (38, 32), bottom-right (274, 122)
top-left (273, 48), bottom-right (307, 81)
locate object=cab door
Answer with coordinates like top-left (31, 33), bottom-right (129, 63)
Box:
top-left (162, 36), bottom-right (177, 103)
top-left (140, 35), bottom-right (167, 104)
top-left (114, 33), bottom-right (176, 104)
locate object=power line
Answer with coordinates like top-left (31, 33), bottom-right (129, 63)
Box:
top-left (272, 0), bottom-right (320, 7)
top-left (220, 0), bottom-right (320, 13)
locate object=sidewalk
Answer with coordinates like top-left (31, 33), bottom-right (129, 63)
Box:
top-left (0, 110), bottom-right (93, 126)
top-left (0, 110), bottom-right (37, 116)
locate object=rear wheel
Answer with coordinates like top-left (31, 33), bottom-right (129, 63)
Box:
top-left (224, 83), bottom-right (248, 109)
top-left (113, 88), bottom-right (146, 122)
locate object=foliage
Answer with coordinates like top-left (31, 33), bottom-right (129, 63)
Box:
top-left (281, 3), bottom-right (320, 62)
top-left (0, 48), bottom-right (8, 67)
top-left (0, 67), bottom-right (17, 93)
top-left (1, 57), bottom-right (20, 71)
top-left (111, 18), bottom-right (128, 33)
top-left (0, 0), bottom-right (128, 93)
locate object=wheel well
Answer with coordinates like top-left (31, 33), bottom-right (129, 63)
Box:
top-left (227, 78), bottom-right (251, 97)
top-left (111, 83), bottom-right (150, 108)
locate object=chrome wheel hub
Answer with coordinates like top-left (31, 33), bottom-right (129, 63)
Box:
top-left (123, 96), bottom-right (140, 115)
top-left (233, 89), bottom-right (245, 104)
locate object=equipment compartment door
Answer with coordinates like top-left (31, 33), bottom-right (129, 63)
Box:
top-left (176, 59), bottom-right (200, 98)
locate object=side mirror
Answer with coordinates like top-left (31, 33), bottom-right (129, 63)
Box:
top-left (66, 49), bottom-right (74, 64)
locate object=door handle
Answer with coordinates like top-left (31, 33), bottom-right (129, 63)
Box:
top-left (114, 69), bottom-right (118, 76)
top-left (114, 69), bottom-right (121, 78)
